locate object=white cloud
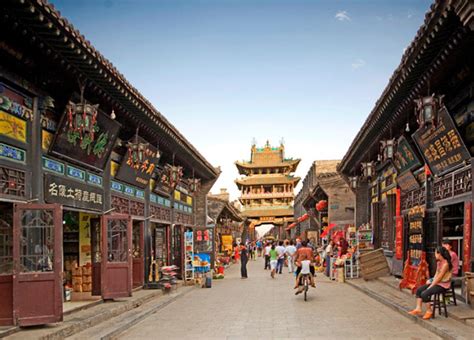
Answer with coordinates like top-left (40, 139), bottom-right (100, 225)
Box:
top-left (351, 59), bottom-right (366, 69)
top-left (335, 11), bottom-right (351, 22)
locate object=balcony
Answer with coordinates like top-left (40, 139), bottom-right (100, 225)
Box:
top-left (240, 192), bottom-right (294, 199)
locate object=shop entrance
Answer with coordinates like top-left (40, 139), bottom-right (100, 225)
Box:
top-left (132, 220), bottom-right (144, 288)
top-left (62, 210), bottom-right (102, 307)
top-left (101, 214), bottom-right (132, 299)
top-left (0, 202), bottom-right (13, 326)
top-left (441, 202), bottom-right (464, 274)
top-left (12, 203), bottom-right (63, 326)
top-left (171, 225), bottom-right (182, 279)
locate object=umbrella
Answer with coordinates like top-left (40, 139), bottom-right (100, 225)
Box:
top-left (320, 223), bottom-right (337, 238)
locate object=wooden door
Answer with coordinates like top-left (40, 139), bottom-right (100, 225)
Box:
top-left (132, 221), bottom-right (144, 288)
top-left (12, 204), bottom-right (63, 326)
top-left (90, 218), bottom-right (101, 296)
top-left (101, 214), bottom-right (132, 299)
top-left (0, 203), bottom-right (13, 326)
top-left (171, 225), bottom-right (183, 278)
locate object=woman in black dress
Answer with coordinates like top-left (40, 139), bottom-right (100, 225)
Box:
top-left (240, 244), bottom-right (249, 279)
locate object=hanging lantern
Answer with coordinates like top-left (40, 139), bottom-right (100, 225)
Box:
top-left (380, 139), bottom-right (396, 160)
top-left (361, 162), bottom-right (375, 178)
top-left (126, 128), bottom-right (149, 170)
top-left (66, 101), bottom-right (98, 143)
top-left (414, 94), bottom-right (444, 129)
top-left (162, 164), bottom-right (183, 190)
top-left (349, 176), bottom-right (358, 189)
top-left (188, 177), bottom-right (201, 193)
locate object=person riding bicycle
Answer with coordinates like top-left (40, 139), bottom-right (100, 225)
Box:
top-left (294, 240), bottom-right (316, 294)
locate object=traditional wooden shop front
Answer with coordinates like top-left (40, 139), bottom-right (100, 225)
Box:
top-left (0, 0), bottom-right (218, 327)
top-left (338, 0), bottom-right (474, 284)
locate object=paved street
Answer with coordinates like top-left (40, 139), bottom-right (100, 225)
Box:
top-left (119, 258), bottom-right (439, 340)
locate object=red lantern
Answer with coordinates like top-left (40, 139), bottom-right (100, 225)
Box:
top-left (316, 200), bottom-right (327, 211)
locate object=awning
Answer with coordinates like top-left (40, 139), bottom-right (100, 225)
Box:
top-left (320, 223), bottom-right (337, 238)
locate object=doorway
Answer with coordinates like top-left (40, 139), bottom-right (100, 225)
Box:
top-left (171, 225), bottom-right (182, 279)
top-left (441, 203), bottom-right (464, 274)
top-left (0, 202), bottom-right (13, 326)
top-left (62, 210), bottom-right (102, 308)
top-left (132, 220), bottom-right (144, 288)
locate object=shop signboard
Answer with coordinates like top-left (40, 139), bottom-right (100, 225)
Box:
top-left (464, 201), bottom-right (472, 273)
top-left (115, 137), bottom-right (159, 188)
top-left (49, 109), bottom-right (120, 172)
top-left (44, 173), bottom-right (104, 211)
top-left (395, 189), bottom-right (403, 260)
top-left (396, 170), bottom-right (420, 192)
top-left (393, 136), bottom-right (421, 174)
top-left (412, 107), bottom-right (470, 176)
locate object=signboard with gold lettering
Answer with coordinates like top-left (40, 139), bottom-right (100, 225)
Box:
top-left (412, 107), bottom-right (470, 175)
top-left (393, 136), bottom-right (421, 174)
top-left (396, 170), bottom-right (420, 192)
top-left (115, 137), bottom-right (159, 188)
top-left (44, 174), bottom-right (104, 211)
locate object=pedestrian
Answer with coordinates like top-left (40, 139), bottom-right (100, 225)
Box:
top-left (442, 239), bottom-right (459, 276)
top-left (269, 244), bottom-right (278, 278)
top-left (285, 240), bottom-right (297, 273)
top-left (264, 242), bottom-right (271, 270)
top-left (234, 243), bottom-right (240, 263)
top-left (325, 240), bottom-right (334, 277)
top-left (240, 243), bottom-right (248, 279)
top-left (295, 238), bottom-right (302, 250)
top-left (275, 240), bottom-right (286, 274)
top-left (256, 239), bottom-right (263, 257)
top-left (408, 247), bottom-right (452, 320)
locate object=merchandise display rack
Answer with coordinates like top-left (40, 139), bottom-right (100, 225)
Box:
top-left (184, 231), bottom-right (194, 282)
top-left (357, 223), bottom-right (374, 253)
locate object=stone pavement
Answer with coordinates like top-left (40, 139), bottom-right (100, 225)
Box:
top-left (119, 258), bottom-right (439, 340)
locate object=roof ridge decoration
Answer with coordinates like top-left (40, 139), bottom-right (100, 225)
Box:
top-left (26, 0), bottom-right (218, 177)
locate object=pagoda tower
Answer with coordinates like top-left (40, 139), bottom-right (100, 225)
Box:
top-left (235, 141), bottom-right (300, 236)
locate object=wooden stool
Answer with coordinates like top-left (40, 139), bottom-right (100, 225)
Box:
top-left (443, 280), bottom-right (457, 306)
top-left (432, 292), bottom-right (448, 318)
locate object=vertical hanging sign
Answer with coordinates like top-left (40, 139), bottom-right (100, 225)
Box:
top-left (464, 201), bottom-right (472, 274)
top-left (395, 188), bottom-right (403, 260)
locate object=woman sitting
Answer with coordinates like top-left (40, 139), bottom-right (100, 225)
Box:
top-left (409, 246), bottom-right (452, 320)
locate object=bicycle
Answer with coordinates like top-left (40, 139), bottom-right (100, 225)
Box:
top-left (301, 273), bottom-right (310, 301)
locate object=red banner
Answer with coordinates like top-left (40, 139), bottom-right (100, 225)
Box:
top-left (464, 201), bottom-right (472, 273)
top-left (395, 188), bottom-right (403, 260)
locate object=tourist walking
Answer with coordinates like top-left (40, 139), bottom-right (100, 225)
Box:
top-left (325, 240), bottom-right (334, 277)
top-left (256, 239), bottom-right (263, 257)
top-left (269, 244), bottom-right (278, 278)
top-left (275, 241), bottom-right (286, 274)
top-left (240, 243), bottom-right (248, 279)
top-left (264, 242), bottom-right (271, 270)
top-left (285, 240), bottom-right (297, 273)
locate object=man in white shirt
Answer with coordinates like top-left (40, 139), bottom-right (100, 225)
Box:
top-left (275, 241), bottom-right (286, 274)
top-left (264, 243), bottom-right (272, 270)
top-left (285, 240), bottom-right (297, 273)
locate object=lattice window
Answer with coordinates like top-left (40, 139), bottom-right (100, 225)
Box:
top-left (433, 176), bottom-right (453, 201)
top-left (0, 166), bottom-right (26, 198)
top-left (111, 195), bottom-right (130, 214)
top-left (453, 169), bottom-right (472, 197)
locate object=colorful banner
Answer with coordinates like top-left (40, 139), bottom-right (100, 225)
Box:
top-left (464, 201), bottom-right (472, 274)
top-left (395, 188), bottom-right (403, 260)
top-left (79, 213), bottom-right (92, 266)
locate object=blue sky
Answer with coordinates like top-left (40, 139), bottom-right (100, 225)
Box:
top-left (51, 0), bottom-right (433, 199)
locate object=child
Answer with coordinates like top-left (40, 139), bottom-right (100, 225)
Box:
top-left (295, 259), bottom-right (312, 288)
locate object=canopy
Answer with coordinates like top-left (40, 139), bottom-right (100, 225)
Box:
top-left (320, 223), bottom-right (337, 238)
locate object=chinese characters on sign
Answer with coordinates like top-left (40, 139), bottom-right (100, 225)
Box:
top-left (396, 170), bottom-right (420, 192)
top-left (464, 201), bottom-right (472, 274)
top-left (115, 137), bottom-right (159, 189)
top-left (44, 174), bottom-right (104, 211)
top-left (393, 136), bottom-right (421, 174)
top-left (413, 107), bottom-right (470, 175)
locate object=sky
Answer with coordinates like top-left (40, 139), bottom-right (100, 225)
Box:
top-left (50, 0), bottom-right (433, 200)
